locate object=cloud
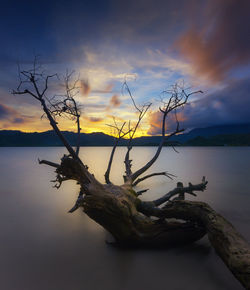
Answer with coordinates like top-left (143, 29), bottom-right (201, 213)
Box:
top-left (147, 110), bottom-right (187, 135)
top-left (13, 118), bottom-right (26, 124)
top-left (0, 103), bottom-right (33, 129)
top-left (0, 103), bottom-right (26, 122)
top-left (175, 0), bottom-right (250, 83)
top-left (83, 116), bottom-right (104, 123)
top-left (0, 103), bottom-right (15, 119)
top-left (109, 95), bottom-right (121, 108)
top-left (80, 79), bottom-right (91, 96)
top-left (105, 94), bottom-right (122, 112)
top-left (91, 84), bottom-right (114, 94)
top-left (147, 111), bottom-right (162, 135)
top-left (147, 78), bottom-right (250, 134)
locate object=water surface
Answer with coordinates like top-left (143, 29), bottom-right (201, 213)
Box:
top-left (0, 147), bottom-right (249, 290)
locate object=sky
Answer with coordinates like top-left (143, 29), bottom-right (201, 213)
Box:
top-left (0, 0), bottom-right (250, 136)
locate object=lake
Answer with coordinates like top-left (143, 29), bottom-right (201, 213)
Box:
top-left (0, 147), bottom-right (249, 290)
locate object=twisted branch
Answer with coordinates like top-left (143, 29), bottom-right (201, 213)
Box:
top-left (132, 171), bottom-right (176, 186)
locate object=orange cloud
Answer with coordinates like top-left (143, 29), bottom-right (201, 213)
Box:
top-left (147, 110), bottom-right (187, 135)
top-left (109, 95), bottom-right (121, 107)
top-left (105, 94), bottom-right (122, 112)
top-left (83, 116), bottom-right (104, 123)
top-left (175, 0), bottom-right (250, 83)
top-left (176, 30), bottom-right (219, 82)
top-left (80, 79), bottom-right (91, 96)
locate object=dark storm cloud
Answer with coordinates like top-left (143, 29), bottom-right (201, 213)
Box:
top-left (147, 78), bottom-right (250, 135)
top-left (175, 0), bottom-right (250, 82)
top-left (183, 78), bottom-right (250, 127)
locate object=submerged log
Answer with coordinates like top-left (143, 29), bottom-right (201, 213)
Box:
top-left (159, 201), bottom-right (250, 289)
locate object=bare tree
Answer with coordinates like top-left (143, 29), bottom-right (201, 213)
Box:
top-left (13, 62), bottom-right (250, 289)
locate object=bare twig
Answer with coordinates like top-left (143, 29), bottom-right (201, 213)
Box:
top-left (122, 81), bottom-right (152, 180)
top-left (105, 119), bottom-right (131, 184)
top-left (136, 189), bottom-right (149, 196)
top-left (132, 171), bottom-right (176, 186)
top-left (38, 159), bottom-right (60, 168)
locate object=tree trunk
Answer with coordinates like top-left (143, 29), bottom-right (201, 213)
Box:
top-left (52, 156), bottom-right (250, 289)
top-left (82, 184), bottom-right (206, 247)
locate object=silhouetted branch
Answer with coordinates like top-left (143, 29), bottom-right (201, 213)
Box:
top-left (153, 176), bottom-right (208, 206)
top-left (38, 158), bottom-right (60, 168)
top-left (136, 177), bottom-right (208, 217)
top-left (12, 61), bottom-right (83, 163)
top-left (132, 171), bottom-right (176, 186)
top-left (130, 85), bottom-right (203, 183)
top-left (105, 120), bottom-right (131, 184)
top-left (136, 189), bottom-right (149, 196)
top-left (41, 74), bottom-right (58, 97)
top-left (122, 81), bottom-right (152, 180)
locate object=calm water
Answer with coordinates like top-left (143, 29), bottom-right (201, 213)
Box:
top-left (0, 147), bottom-right (250, 290)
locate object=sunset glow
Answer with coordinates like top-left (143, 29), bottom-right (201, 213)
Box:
top-left (0, 0), bottom-right (250, 135)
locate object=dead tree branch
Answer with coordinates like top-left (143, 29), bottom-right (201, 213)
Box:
top-left (38, 159), bottom-right (60, 168)
top-left (153, 176), bottom-right (208, 206)
top-left (122, 81), bottom-right (152, 180)
top-left (130, 85), bottom-right (203, 183)
top-left (104, 119), bottom-right (131, 184)
top-left (132, 171), bottom-right (176, 186)
top-left (12, 62), bottom-right (82, 163)
top-left (48, 71), bottom-right (82, 156)
top-left (137, 177), bottom-right (208, 216)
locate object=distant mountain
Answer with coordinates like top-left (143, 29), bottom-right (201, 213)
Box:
top-left (132, 123), bottom-right (250, 146)
top-left (1, 123), bottom-right (250, 146)
top-left (0, 130), bottom-right (117, 147)
top-left (185, 134), bottom-right (250, 146)
top-left (183, 123), bottom-right (250, 139)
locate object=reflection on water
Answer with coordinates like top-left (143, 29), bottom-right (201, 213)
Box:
top-left (0, 147), bottom-right (249, 290)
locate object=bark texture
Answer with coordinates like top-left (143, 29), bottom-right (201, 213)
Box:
top-left (82, 184), bottom-right (206, 247)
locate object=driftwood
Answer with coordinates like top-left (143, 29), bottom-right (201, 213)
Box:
top-left (13, 62), bottom-right (250, 289)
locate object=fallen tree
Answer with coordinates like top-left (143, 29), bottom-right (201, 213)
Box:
top-left (13, 62), bottom-right (250, 289)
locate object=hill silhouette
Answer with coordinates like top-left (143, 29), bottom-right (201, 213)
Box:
top-left (1, 123), bottom-right (250, 146)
